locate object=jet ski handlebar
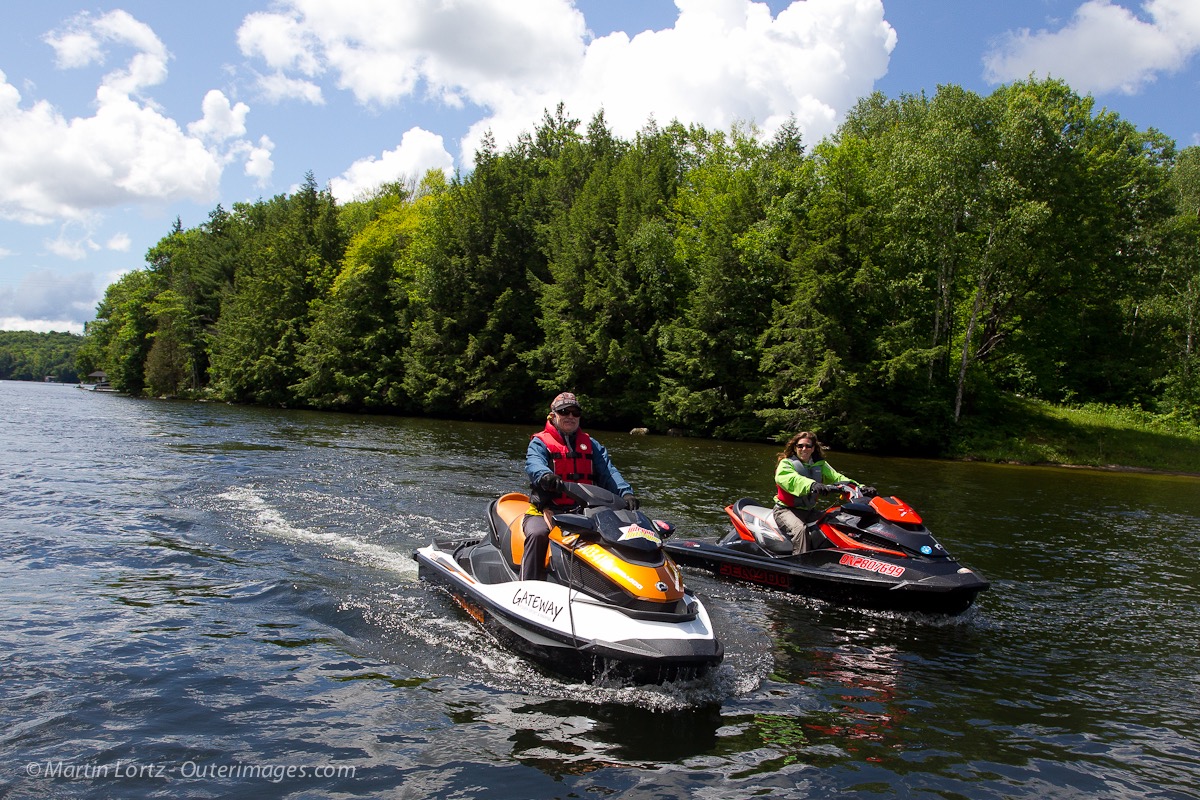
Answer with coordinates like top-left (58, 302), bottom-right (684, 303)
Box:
top-left (553, 482), bottom-right (677, 543)
top-left (560, 481), bottom-right (625, 510)
top-left (551, 512), bottom-right (596, 535)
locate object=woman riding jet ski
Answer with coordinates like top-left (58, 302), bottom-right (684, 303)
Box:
top-left (414, 482), bottom-right (723, 683)
top-left (664, 486), bottom-right (990, 615)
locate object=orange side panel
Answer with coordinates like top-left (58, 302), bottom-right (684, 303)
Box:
top-left (496, 493), bottom-right (532, 567)
top-left (569, 543), bottom-right (685, 602)
top-left (723, 504), bottom-right (756, 542)
top-left (453, 594), bottom-right (486, 624)
top-left (819, 524), bottom-right (907, 558)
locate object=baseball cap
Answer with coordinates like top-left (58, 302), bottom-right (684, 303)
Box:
top-left (550, 392), bottom-right (582, 412)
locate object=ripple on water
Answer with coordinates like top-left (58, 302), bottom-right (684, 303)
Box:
top-left (4, 381), bottom-right (1200, 799)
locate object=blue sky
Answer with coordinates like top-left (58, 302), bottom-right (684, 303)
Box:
top-left (2, 0), bottom-right (1197, 333)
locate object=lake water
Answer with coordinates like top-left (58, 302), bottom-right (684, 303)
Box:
top-left (2, 379), bottom-right (1198, 799)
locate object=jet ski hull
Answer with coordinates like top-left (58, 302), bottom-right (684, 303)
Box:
top-left (415, 538), bottom-right (723, 683)
top-left (664, 537), bottom-right (989, 615)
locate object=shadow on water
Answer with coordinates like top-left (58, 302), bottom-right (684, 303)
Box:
top-left (505, 699), bottom-right (723, 773)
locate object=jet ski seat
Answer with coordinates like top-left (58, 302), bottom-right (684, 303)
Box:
top-left (488, 493), bottom-right (534, 570)
top-left (739, 503), bottom-right (793, 556)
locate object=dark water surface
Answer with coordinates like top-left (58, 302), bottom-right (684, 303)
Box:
top-left (2, 380), bottom-right (1198, 799)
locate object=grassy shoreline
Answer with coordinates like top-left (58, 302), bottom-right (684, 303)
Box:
top-left (35, 378), bottom-right (1200, 476)
top-left (947, 396), bottom-right (1200, 476)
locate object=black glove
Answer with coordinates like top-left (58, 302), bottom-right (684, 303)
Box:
top-left (537, 472), bottom-right (565, 494)
top-left (859, 485), bottom-right (878, 497)
top-left (623, 494), bottom-right (639, 511)
top-left (810, 483), bottom-right (836, 495)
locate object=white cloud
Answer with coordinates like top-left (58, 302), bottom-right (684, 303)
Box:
top-left (238, 0), bottom-right (585, 107)
top-left (257, 72), bottom-right (324, 104)
top-left (35, 221), bottom-right (130, 264)
top-left (463, 0), bottom-right (895, 162)
top-left (106, 232), bottom-right (132, 252)
top-left (45, 10), bottom-right (170, 96)
top-left (237, 10), bottom-right (324, 75)
top-left (45, 237), bottom-right (92, 260)
top-left (0, 80), bottom-right (224, 224)
top-left (329, 127), bottom-right (454, 202)
top-left (239, 0), bottom-right (895, 163)
top-left (243, 135), bottom-right (276, 185)
top-left (44, 30), bottom-right (104, 69)
top-left (0, 269), bottom-right (100, 333)
top-left (0, 317), bottom-right (84, 334)
top-left (43, 221), bottom-right (99, 260)
top-left (984, 0), bottom-right (1200, 94)
top-left (1, 12), bottom-right (267, 230)
top-left (188, 90), bottom-right (250, 142)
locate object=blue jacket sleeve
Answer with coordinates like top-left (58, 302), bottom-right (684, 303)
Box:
top-left (525, 438), bottom-right (553, 486)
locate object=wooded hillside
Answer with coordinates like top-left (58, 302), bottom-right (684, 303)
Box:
top-left (75, 79), bottom-right (1200, 454)
top-left (0, 331), bottom-right (82, 383)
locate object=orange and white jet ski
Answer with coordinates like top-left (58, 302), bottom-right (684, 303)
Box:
top-left (414, 483), bottom-right (722, 682)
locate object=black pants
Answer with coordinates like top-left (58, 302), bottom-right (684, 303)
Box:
top-left (520, 513), bottom-right (551, 581)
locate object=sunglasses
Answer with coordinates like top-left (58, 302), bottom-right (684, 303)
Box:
top-left (797, 442), bottom-right (815, 449)
top-left (556, 408), bottom-right (581, 418)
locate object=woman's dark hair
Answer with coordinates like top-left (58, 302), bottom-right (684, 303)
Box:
top-left (777, 431), bottom-right (824, 463)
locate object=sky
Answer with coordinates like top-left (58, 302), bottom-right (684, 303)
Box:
top-left (1, 0), bottom-right (1198, 334)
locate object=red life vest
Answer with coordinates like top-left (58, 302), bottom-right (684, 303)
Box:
top-left (533, 422), bottom-right (595, 506)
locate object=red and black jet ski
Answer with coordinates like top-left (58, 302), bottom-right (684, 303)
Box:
top-left (415, 483), bottom-right (723, 683)
top-left (664, 488), bottom-right (989, 615)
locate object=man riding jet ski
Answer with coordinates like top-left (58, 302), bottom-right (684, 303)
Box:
top-left (415, 393), bottom-right (721, 682)
top-left (414, 482), bottom-right (724, 683)
top-left (520, 391), bottom-right (639, 582)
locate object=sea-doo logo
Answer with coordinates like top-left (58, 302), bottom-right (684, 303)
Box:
top-left (719, 563), bottom-right (791, 588)
top-left (511, 588), bottom-right (564, 622)
top-left (618, 524), bottom-right (662, 545)
top-left (839, 553), bottom-right (906, 578)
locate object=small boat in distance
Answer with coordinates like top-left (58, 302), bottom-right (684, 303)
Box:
top-left (78, 370), bottom-right (117, 392)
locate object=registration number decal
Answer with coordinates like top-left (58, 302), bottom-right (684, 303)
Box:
top-left (839, 553), bottom-right (906, 578)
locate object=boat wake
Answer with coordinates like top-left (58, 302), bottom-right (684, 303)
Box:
top-left (210, 484), bottom-right (772, 710)
top-left (215, 485), bottom-right (419, 577)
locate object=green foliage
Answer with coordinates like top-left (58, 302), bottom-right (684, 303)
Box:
top-left (948, 395), bottom-right (1200, 473)
top-left (0, 331), bottom-right (83, 382)
top-left (70, 80), bottom-right (1200, 460)
top-left (757, 78), bottom-right (1182, 452)
top-left (527, 115), bottom-right (691, 426)
top-left (80, 270), bottom-right (159, 394)
top-left (401, 133), bottom-right (543, 419)
top-left (297, 178), bottom-right (438, 410)
top-left (145, 288), bottom-right (199, 395)
top-left (209, 174), bottom-right (346, 405)
top-left (656, 124), bottom-right (795, 437)
top-left (1149, 146), bottom-right (1200, 422)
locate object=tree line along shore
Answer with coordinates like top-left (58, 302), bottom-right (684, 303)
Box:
top-left (9, 78), bottom-right (1197, 471)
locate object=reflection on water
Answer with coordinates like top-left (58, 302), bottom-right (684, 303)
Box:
top-left (2, 380), bottom-right (1199, 799)
top-left (800, 640), bottom-right (905, 752)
